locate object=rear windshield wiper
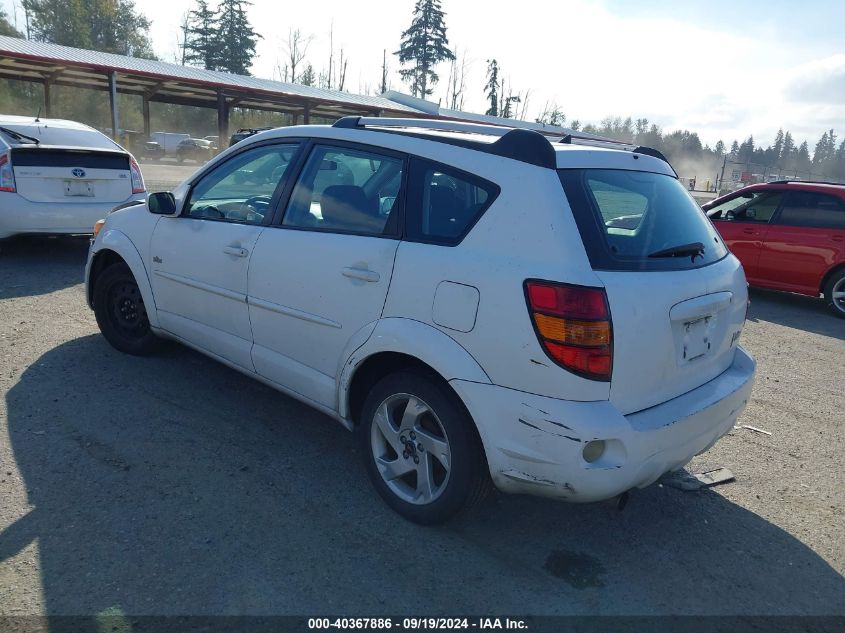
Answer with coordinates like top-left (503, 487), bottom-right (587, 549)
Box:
top-left (648, 242), bottom-right (705, 260)
top-left (0, 126), bottom-right (40, 145)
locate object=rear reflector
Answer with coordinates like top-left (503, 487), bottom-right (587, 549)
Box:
top-left (0, 153), bottom-right (15, 193)
top-left (525, 280), bottom-right (612, 381)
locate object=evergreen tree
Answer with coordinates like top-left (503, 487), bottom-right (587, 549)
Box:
top-left (772, 129), bottom-right (784, 160)
top-left (396, 0), bottom-right (454, 98)
top-left (214, 0), bottom-right (260, 75)
top-left (299, 63), bottom-right (315, 86)
top-left (0, 6), bottom-right (22, 36)
top-left (796, 141), bottom-right (811, 171)
top-left (714, 140), bottom-right (726, 156)
top-left (781, 131), bottom-right (796, 164)
top-left (730, 140), bottom-right (740, 155)
top-left (23, 0), bottom-right (154, 58)
top-left (484, 59), bottom-right (499, 116)
top-left (185, 0), bottom-right (219, 70)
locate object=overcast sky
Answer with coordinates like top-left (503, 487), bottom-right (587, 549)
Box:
top-left (3, 0), bottom-right (844, 148)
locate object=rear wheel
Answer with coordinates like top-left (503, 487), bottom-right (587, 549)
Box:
top-left (823, 268), bottom-right (845, 318)
top-left (359, 370), bottom-right (490, 524)
top-left (93, 263), bottom-right (160, 355)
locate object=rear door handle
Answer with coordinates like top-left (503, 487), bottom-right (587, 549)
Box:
top-left (223, 246), bottom-right (249, 258)
top-left (742, 228), bottom-right (756, 235)
top-left (833, 235), bottom-right (844, 242)
top-left (342, 267), bottom-right (380, 282)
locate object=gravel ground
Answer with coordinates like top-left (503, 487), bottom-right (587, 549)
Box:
top-left (0, 236), bottom-right (843, 618)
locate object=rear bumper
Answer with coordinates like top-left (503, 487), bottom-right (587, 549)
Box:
top-left (451, 346), bottom-right (755, 502)
top-left (0, 195), bottom-right (144, 239)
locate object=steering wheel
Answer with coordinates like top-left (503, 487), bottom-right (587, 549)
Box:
top-left (243, 195), bottom-right (272, 212)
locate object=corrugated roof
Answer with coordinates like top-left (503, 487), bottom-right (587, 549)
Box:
top-left (0, 35), bottom-right (423, 114)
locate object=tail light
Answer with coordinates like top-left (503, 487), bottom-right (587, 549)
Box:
top-left (129, 157), bottom-right (145, 193)
top-left (0, 153), bottom-right (15, 193)
top-left (525, 280), bottom-right (613, 381)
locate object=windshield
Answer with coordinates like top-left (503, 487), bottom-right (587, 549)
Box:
top-left (558, 169), bottom-right (728, 271)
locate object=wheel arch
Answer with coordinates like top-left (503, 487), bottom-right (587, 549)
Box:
top-left (820, 261), bottom-right (845, 295)
top-left (338, 318), bottom-right (491, 426)
top-left (87, 229), bottom-right (159, 328)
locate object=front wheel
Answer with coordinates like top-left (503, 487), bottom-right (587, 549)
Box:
top-left (93, 263), bottom-right (160, 355)
top-left (823, 268), bottom-right (845, 318)
top-left (359, 371), bottom-right (490, 524)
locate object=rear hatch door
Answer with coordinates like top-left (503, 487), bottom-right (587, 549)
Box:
top-left (559, 167), bottom-right (748, 414)
top-left (11, 147), bottom-right (132, 204)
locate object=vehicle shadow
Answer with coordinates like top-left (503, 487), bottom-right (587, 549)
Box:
top-left (747, 287), bottom-right (844, 341)
top-left (0, 236), bottom-right (89, 300)
top-left (2, 335), bottom-right (844, 624)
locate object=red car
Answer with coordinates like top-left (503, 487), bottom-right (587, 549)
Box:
top-left (703, 181), bottom-right (845, 318)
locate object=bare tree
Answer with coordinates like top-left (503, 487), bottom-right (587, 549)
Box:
top-left (177, 12), bottom-right (190, 65)
top-left (380, 49), bottom-right (389, 94)
top-left (337, 48), bottom-right (349, 91)
top-left (325, 21), bottom-right (334, 89)
top-left (284, 28), bottom-right (312, 84)
top-left (445, 46), bottom-right (467, 110)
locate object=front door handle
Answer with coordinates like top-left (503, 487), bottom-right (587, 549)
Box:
top-left (742, 228), bottom-right (756, 235)
top-left (342, 267), bottom-right (380, 283)
top-left (223, 246), bottom-right (249, 258)
top-left (833, 235), bottom-right (844, 242)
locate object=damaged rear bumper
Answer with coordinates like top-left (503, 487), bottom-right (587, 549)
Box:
top-left (450, 346), bottom-right (755, 502)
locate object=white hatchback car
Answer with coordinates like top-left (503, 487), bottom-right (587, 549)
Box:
top-left (0, 115), bottom-right (146, 240)
top-left (85, 117), bottom-right (756, 524)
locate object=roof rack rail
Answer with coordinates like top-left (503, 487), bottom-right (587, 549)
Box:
top-left (768, 179), bottom-right (844, 186)
top-left (332, 116), bottom-right (557, 169)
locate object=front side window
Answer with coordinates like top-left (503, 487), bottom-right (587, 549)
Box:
top-left (405, 159), bottom-right (499, 245)
top-left (282, 145), bottom-right (404, 235)
top-left (185, 143), bottom-right (299, 224)
top-left (777, 191), bottom-right (845, 229)
top-left (706, 190), bottom-right (782, 223)
top-left (559, 169), bottom-right (728, 271)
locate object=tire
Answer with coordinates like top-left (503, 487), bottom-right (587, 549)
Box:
top-left (93, 263), bottom-right (160, 355)
top-left (358, 370), bottom-right (491, 525)
top-left (823, 268), bottom-right (845, 318)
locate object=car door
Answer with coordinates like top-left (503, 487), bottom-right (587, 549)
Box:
top-left (248, 142), bottom-right (406, 409)
top-left (707, 189), bottom-right (783, 281)
top-left (757, 190), bottom-right (845, 294)
top-left (150, 141), bottom-right (301, 370)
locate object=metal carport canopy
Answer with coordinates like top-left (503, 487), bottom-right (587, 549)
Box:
top-left (0, 35), bottom-right (427, 138)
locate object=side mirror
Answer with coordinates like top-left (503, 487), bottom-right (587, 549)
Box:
top-left (148, 192), bottom-right (178, 216)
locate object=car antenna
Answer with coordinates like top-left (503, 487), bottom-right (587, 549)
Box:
top-left (34, 106), bottom-right (41, 123)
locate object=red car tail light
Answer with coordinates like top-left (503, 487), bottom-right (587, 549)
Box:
top-left (0, 153), bottom-right (16, 193)
top-left (129, 157), bottom-right (145, 194)
top-left (525, 280), bottom-right (612, 381)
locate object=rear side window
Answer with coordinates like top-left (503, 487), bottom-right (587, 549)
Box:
top-left (559, 169), bottom-right (728, 271)
top-left (706, 190), bottom-right (782, 223)
top-left (405, 158), bottom-right (499, 245)
top-left (777, 191), bottom-right (845, 229)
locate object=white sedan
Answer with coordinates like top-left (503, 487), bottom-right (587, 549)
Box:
top-left (0, 114), bottom-right (145, 240)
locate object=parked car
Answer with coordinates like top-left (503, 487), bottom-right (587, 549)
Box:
top-left (703, 181), bottom-right (845, 317)
top-left (203, 135), bottom-right (220, 150)
top-left (85, 117), bottom-right (755, 523)
top-left (138, 140), bottom-right (165, 162)
top-left (0, 114), bottom-right (146, 241)
top-left (149, 131), bottom-right (191, 157)
top-left (229, 127), bottom-right (272, 147)
top-left (175, 138), bottom-right (214, 163)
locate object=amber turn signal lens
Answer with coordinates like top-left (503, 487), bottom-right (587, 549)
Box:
top-left (533, 313), bottom-right (610, 346)
top-left (92, 219), bottom-right (106, 239)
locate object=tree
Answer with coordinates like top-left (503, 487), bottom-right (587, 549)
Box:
top-left (283, 28), bottom-right (312, 84)
top-left (730, 140), bottom-right (740, 155)
top-left (214, 0), bottom-right (260, 75)
top-left (714, 140), bottom-right (726, 156)
top-left (781, 131), bottom-right (796, 164)
top-left (396, 0), bottom-right (454, 98)
top-left (23, 0), bottom-right (155, 58)
top-left (380, 49), bottom-right (389, 94)
top-left (185, 0), bottom-right (219, 70)
top-left (772, 128), bottom-right (784, 161)
top-left (535, 101), bottom-right (565, 126)
top-left (444, 45), bottom-right (467, 110)
top-left (484, 59), bottom-right (499, 116)
top-left (299, 63), bottom-right (315, 86)
top-left (0, 5), bottom-right (22, 36)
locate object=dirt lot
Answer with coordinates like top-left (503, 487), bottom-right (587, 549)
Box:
top-left (0, 237), bottom-right (843, 618)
